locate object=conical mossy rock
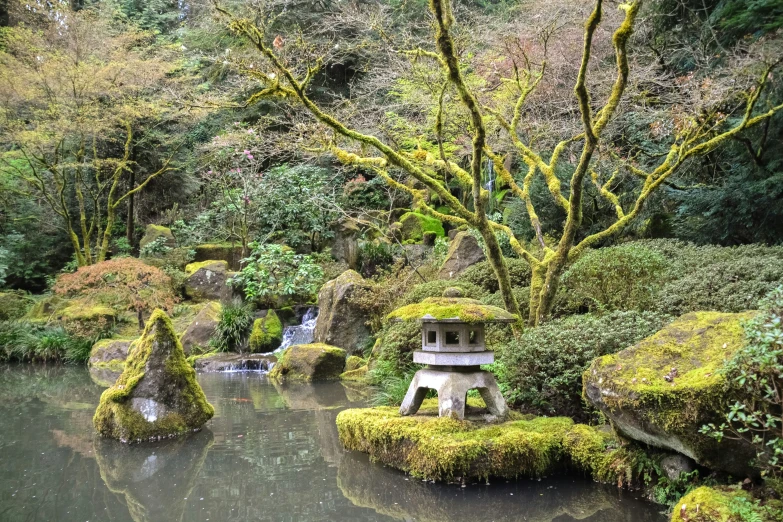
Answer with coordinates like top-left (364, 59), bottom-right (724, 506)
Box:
top-left (93, 309), bottom-right (214, 443)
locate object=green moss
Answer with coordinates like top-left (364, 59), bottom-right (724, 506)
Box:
top-left (345, 355), bottom-right (366, 372)
top-left (93, 309), bottom-right (214, 442)
top-left (184, 260), bottom-right (228, 276)
top-left (671, 486), bottom-right (748, 522)
top-left (269, 343), bottom-right (346, 382)
top-left (397, 212), bottom-right (445, 242)
top-left (336, 401), bottom-right (641, 483)
top-left (139, 224), bottom-right (175, 249)
top-left (585, 311), bottom-right (755, 432)
top-left (60, 303), bottom-right (116, 321)
top-left (387, 297), bottom-right (518, 323)
top-left (24, 295), bottom-right (67, 322)
top-left (248, 310), bottom-right (283, 352)
top-left (340, 365), bottom-right (369, 382)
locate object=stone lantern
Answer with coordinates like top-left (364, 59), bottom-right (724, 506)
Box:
top-left (387, 289), bottom-right (517, 420)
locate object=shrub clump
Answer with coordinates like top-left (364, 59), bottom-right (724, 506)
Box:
top-left (210, 300), bottom-right (254, 352)
top-left (558, 243), bottom-right (668, 313)
top-left (400, 279), bottom-right (489, 305)
top-left (456, 258), bottom-right (531, 294)
top-left (496, 310), bottom-right (672, 418)
top-left (0, 321), bottom-right (93, 363)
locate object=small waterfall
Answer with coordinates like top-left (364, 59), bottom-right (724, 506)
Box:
top-left (275, 307), bottom-right (318, 353)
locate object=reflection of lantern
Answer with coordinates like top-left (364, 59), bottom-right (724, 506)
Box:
top-left (387, 289), bottom-right (516, 420)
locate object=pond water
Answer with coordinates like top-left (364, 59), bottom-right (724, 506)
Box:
top-left (0, 364), bottom-right (668, 522)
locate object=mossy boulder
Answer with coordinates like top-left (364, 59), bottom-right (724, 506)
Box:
top-left (248, 310), bottom-right (283, 353)
top-left (313, 270), bottom-right (372, 354)
top-left (344, 355), bottom-right (365, 372)
top-left (179, 301), bottom-right (221, 354)
top-left (183, 260), bottom-right (234, 302)
top-left (387, 296), bottom-right (518, 323)
top-left (89, 339), bottom-right (135, 370)
top-left (397, 212), bottom-right (445, 243)
top-left (193, 243), bottom-right (244, 270)
top-left (93, 309), bottom-right (214, 443)
top-left (139, 224), bottom-right (176, 250)
top-left (584, 311), bottom-right (759, 478)
top-left (269, 343), bottom-right (346, 382)
top-left (340, 356), bottom-right (368, 381)
top-left (336, 400), bottom-right (647, 483)
top-left (438, 231), bottom-right (485, 279)
top-left (0, 290), bottom-right (32, 321)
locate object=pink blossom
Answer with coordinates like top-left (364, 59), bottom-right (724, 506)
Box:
top-left (243, 150), bottom-right (250, 155)
top-left (247, 155), bottom-right (254, 160)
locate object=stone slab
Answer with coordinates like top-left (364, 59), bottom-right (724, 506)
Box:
top-left (412, 350), bottom-right (493, 366)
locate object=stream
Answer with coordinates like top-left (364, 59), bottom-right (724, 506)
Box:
top-left (0, 364), bottom-right (667, 521)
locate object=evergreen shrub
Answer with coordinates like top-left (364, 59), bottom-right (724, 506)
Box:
top-left (495, 310), bottom-right (672, 419)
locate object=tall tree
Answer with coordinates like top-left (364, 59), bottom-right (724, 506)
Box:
top-left (216, 0), bottom-right (783, 325)
top-left (0, 7), bottom-right (178, 265)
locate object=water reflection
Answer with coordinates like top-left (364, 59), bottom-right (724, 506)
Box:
top-left (95, 431), bottom-right (214, 522)
top-left (0, 365), bottom-right (667, 522)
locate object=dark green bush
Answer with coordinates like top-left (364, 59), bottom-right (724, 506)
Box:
top-left (456, 258), bottom-right (531, 293)
top-left (638, 240), bottom-right (783, 315)
top-left (401, 279), bottom-right (488, 305)
top-left (0, 321), bottom-right (93, 363)
top-left (368, 320), bottom-right (421, 405)
top-left (480, 287), bottom-right (531, 320)
top-left (495, 310), bottom-right (672, 419)
top-left (558, 243), bottom-right (668, 314)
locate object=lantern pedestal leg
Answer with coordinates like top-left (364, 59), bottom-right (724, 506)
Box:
top-left (399, 368), bottom-right (509, 420)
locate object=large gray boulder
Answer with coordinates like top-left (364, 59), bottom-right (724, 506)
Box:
top-left (183, 260), bottom-right (234, 302)
top-left (179, 301), bottom-right (221, 354)
top-left (313, 270), bottom-right (371, 355)
top-left (93, 309), bottom-right (214, 442)
top-left (438, 231), bottom-right (485, 279)
top-left (583, 311), bottom-right (760, 478)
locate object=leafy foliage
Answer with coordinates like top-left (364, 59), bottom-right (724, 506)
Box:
top-left (211, 300), bottom-right (254, 352)
top-left (229, 243), bottom-right (323, 307)
top-left (0, 321), bottom-right (93, 363)
top-left (701, 287), bottom-right (783, 478)
top-left (53, 258), bottom-right (177, 317)
top-left (496, 311), bottom-right (673, 419)
top-left (558, 243), bottom-right (668, 313)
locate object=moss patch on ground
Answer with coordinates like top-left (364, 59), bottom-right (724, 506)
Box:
top-left (248, 310), bottom-right (283, 352)
top-left (336, 400), bottom-right (651, 483)
top-left (670, 485), bottom-right (782, 522)
top-left (269, 343), bottom-right (346, 382)
top-left (388, 297), bottom-right (518, 323)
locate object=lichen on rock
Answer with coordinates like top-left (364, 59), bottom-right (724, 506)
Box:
top-left (93, 309), bottom-right (214, 443)
top-left (583, 311), bottom-right (759, 477)
top-left (248, 310), bottom-right (283, 353)
top-left (269, 343), bottom-right (346, 382)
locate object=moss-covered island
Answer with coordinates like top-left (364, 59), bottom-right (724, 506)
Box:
top-left (670, 485), bottom-right (783, 522)
top-left (268, 343), bottom-right (347, 381)
top-left (336, 399), bottom-right (655, 484)
top-left (93, 309), bottom-right (214, 443)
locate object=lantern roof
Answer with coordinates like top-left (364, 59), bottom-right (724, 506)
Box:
top-left (387, 297), bottom-right (518, 324)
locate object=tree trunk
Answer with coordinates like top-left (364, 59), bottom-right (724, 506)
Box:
top-left (477, 224), bottom-right (520, 319)
top-left (126, 168), bottom-right (136, 250)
